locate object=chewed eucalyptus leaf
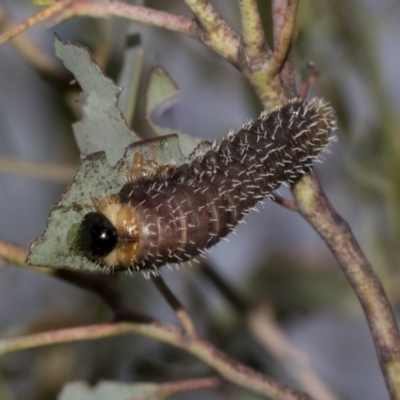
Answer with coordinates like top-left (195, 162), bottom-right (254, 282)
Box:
top-left (58, 381), bottom-right (168, 400)
top-left (28, 37), bottom-right (212, 272)
top-left (145, 66), bottom-right (211, 157)
top-left (27, 135), bottom-right (186, 272)
top-left (55, 36), bottom-right (140, 166)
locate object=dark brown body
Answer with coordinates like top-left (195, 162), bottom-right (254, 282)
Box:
top-left (108, 98), bottom-right (336, 271)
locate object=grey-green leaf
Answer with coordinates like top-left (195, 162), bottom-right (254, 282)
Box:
top-left (145, 66), bottom-right (210, 157)
top-left (55, 36), bottom-right (141, 166)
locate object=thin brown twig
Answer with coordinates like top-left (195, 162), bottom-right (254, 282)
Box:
top-left (298, 62), bottom-right (319, 100)
top-left (182, 0), bottom-right (241, 66)
top-left (0, 1), bottom-right (69, 46)
top-left (152, 274), bottom-right (198, 339)
top-left (0, 241), bottom-right (53, 277)
top-left (238, 0), bottom-right (269, 59)
top-left (292, 172), bottom-right (400, 399)
top-left (0, 156), bottom-right (76, 184)
top-left (269, 0), bottom-right (299, 76)
top-left (270, 192), bottom-right (298, 211)
top-left (0, 321), bottom-right (313, 400)
top-left (55, 1), bottom-right (196, 38)
top-left (0, 322), bottom-right (179, 358)
top-left (54, 0), bottom-right (242, 67)
top-left (0, 5), bottom-right (66, 82)
top-left (134, 376), bottom-right (223, 398)
top-left (271, 0), bottom-right (287, 48)
top-left (269, 0), bottom-right (297, 94)
top-left (0, 0), bottom-right (239, 68)
top-left (0, 1), bottom-right (196, 51)
top-left (0, 240), bottom-right (31, 268)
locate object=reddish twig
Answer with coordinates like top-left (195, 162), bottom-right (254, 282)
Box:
top-left (152, 275), bottom-right (198, 339)
top-left (298, 62), bottom-right (319, 100)
top-left (292, 172), bottom-right (400, 398)
top-left (270, 0), bottom-right (298, 93)
top-left (270, 193), bottom-right (298, 211)
top-left (143, 376), bottom-right (223, 397)
top-left (0, 1), bottom-right (69, 46)
top-left (0, 319), bottom-right (314, 400)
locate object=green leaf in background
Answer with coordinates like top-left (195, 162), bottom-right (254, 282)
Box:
top-left (117, 24), bottom-right (144, 126)
top-left (27, 135), bottom-right (186, 271)
top-left (0, 376), bottom-right (16, 400)
top-left (145, 66), bottom-right (211, 157)
top-left (58, 381), bottom-right (169, 400)
top-left (55, 36), bottom-right (141, 166)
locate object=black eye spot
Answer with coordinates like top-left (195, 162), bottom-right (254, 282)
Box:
top-left (78, 212), bottom-right (118, 258)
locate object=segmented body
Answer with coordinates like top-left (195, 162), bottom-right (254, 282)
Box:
top-left (78, 99), bottom-right (336, 273)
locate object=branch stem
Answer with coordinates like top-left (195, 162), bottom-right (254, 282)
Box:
top-left (0, 1), bottom-right (68, 46)
top-left (182, 0), bottom-right (241, 66)
top-left (238, 0), bottom-right (269, 58)
top-left (0, 156), bottom-right (75, 183)
top-left (270, 192), bottom-right (298, 211)
top-left (0, 5), bottom-right (66, 81)
top-left (152, 275), bottom-right (198, 339)
top-left (292, 172), bottom-right (400, 399)
top-left (269, 0), bottom-right (299, 76)
top-left (0, 240), bottom-right (31, 268)
top-left (63, 2), bottom-right (196, 38)
top-left (54, 0), bottom-right (241, 67)
top-left (153, 376), bottom-right (222, 396)
top-left (0, 321), bottom-right (313, 400)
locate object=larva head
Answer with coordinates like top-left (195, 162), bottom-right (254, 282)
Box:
top-left (78, 212), bottom-right (118, 259)
top-left (78, 196), bottom-right (142, 268)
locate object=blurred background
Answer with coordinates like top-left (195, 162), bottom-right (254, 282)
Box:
top-left (0, 0), bottom-right (399, 399)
